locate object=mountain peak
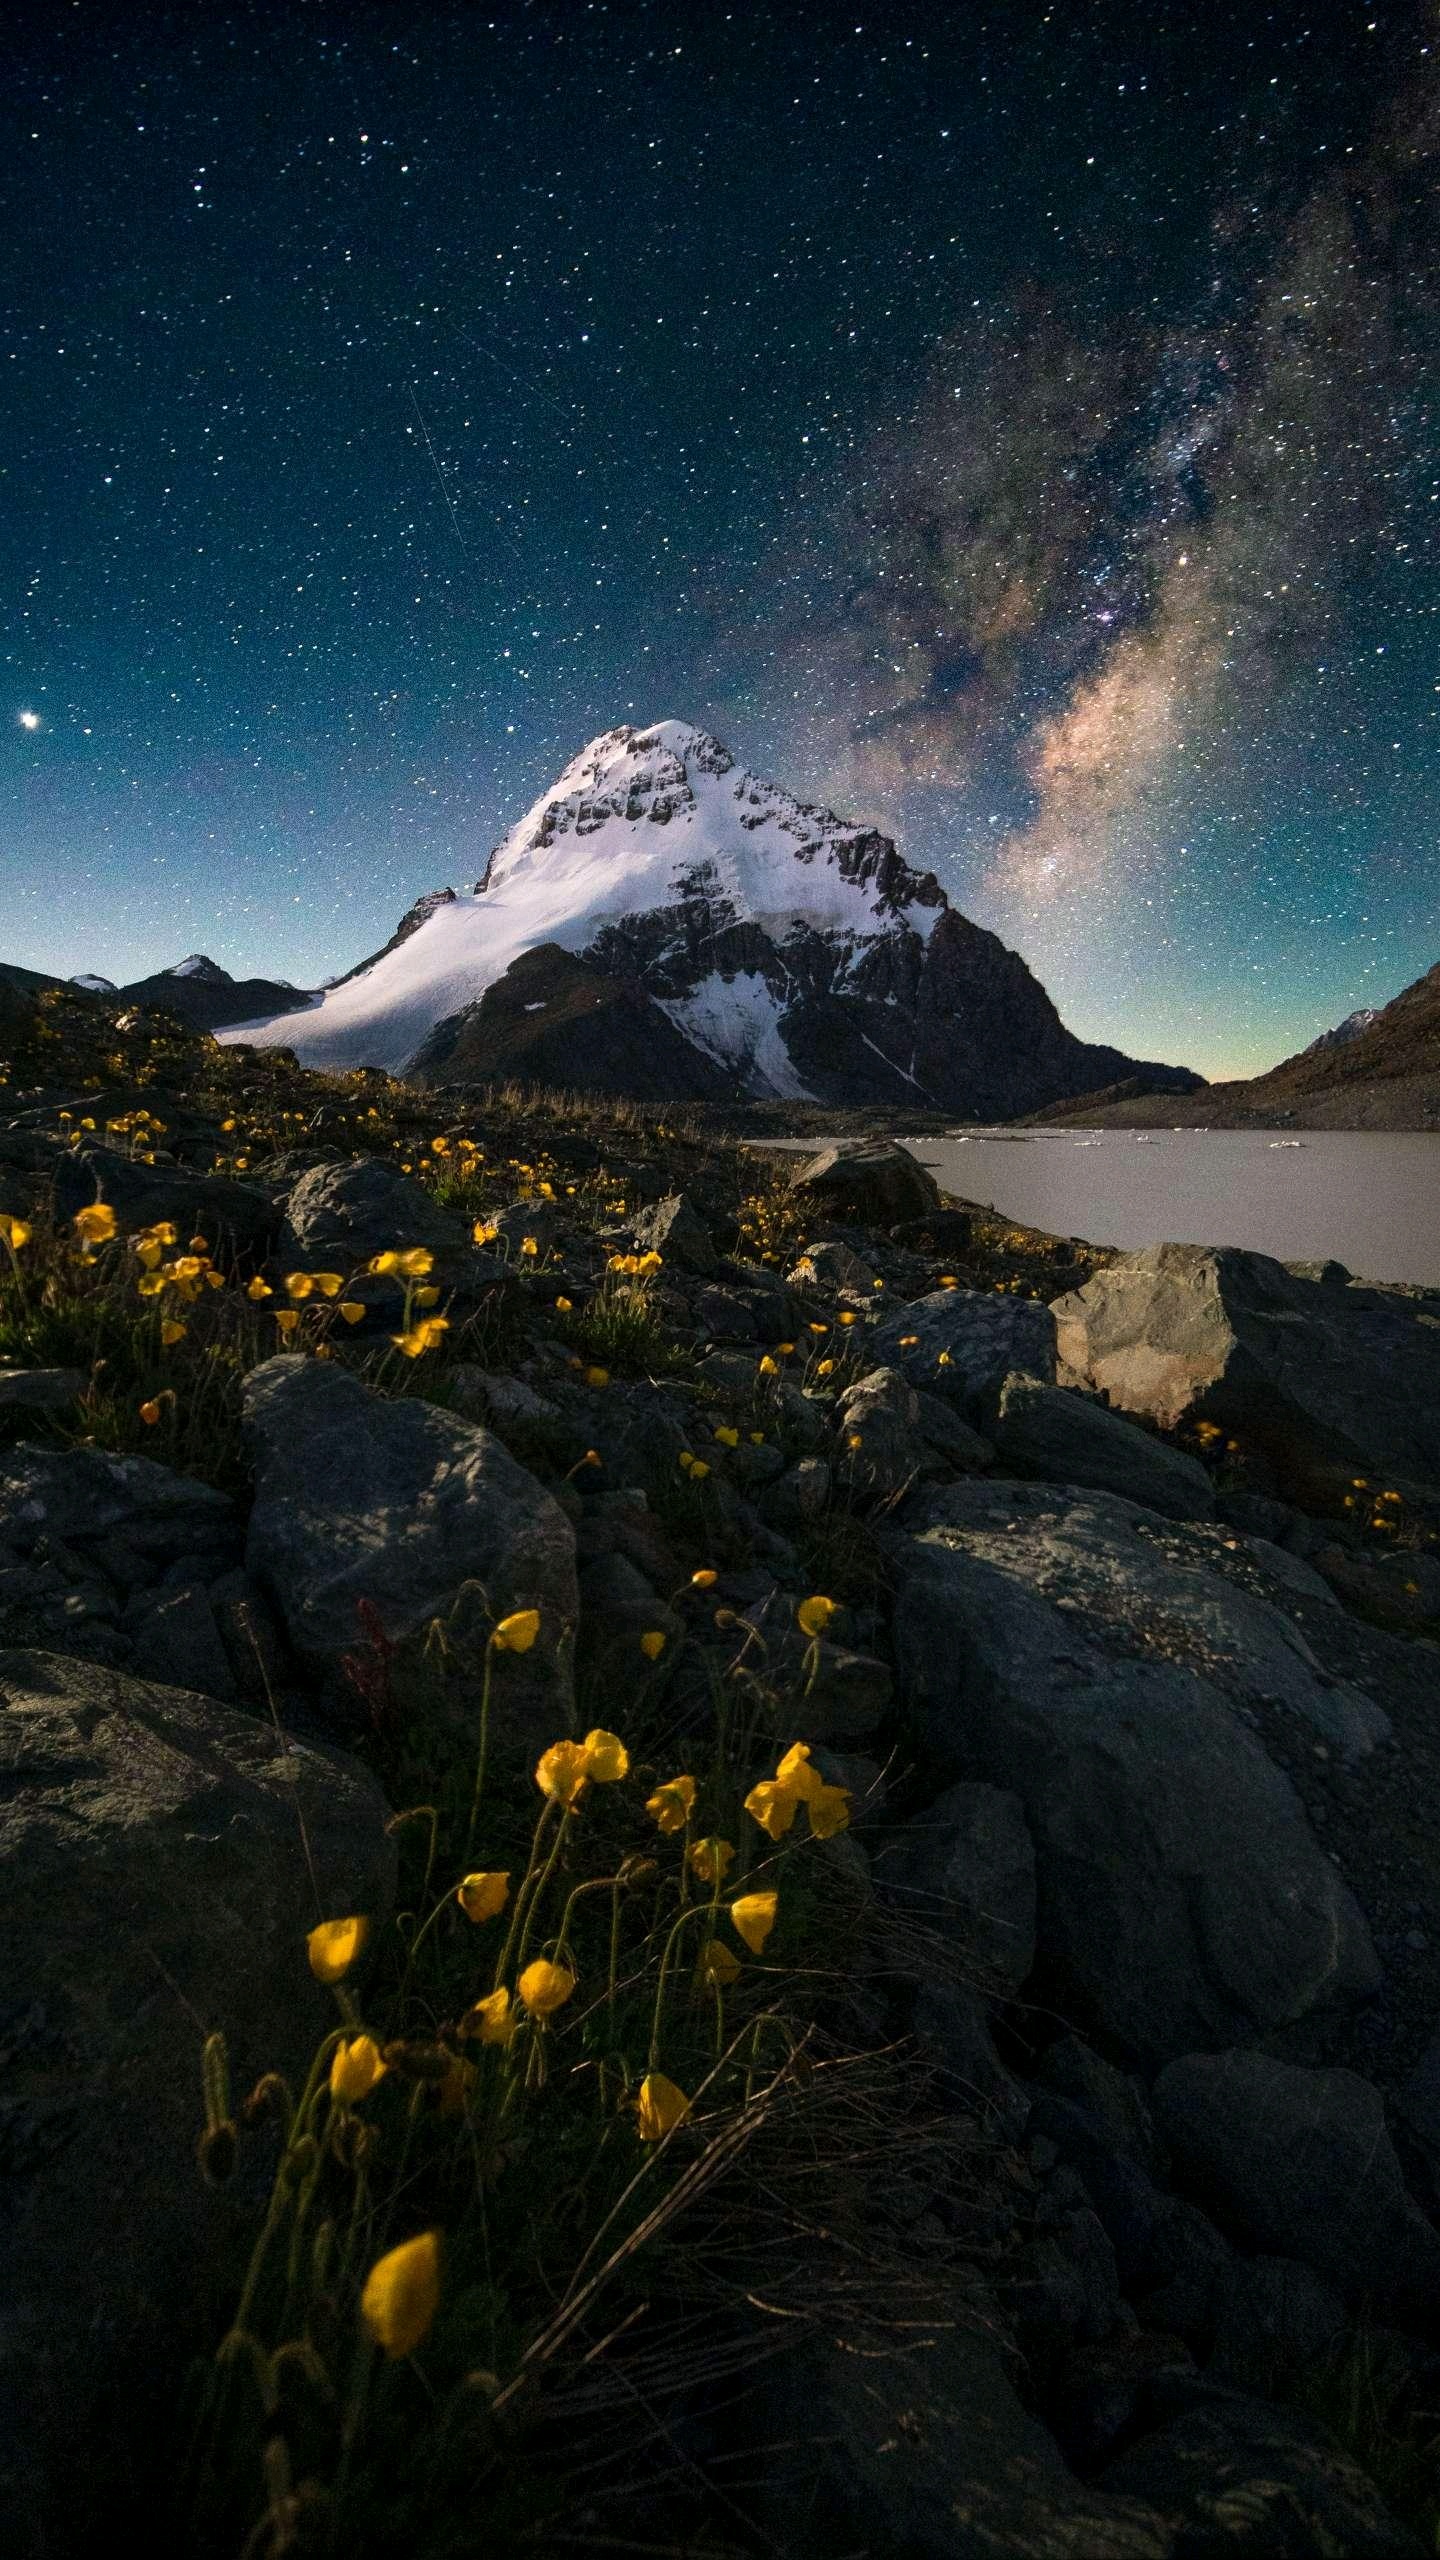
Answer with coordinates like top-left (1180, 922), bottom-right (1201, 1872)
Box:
top-left (212, 717), bottom-right (1194, 1111)
top-left (165, 953), bottom-right (231, 983)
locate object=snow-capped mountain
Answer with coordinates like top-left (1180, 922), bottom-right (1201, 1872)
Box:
top-left (218, 720), bottom-right (1196, 1114)
top-left (1302, 1006), bottom-right (1382, 1056)
top-left (113, 955), bottom-right (316, 1033)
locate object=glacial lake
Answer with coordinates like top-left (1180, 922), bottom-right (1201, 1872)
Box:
top-left (893, 1129), bottom-right (1440, 1288)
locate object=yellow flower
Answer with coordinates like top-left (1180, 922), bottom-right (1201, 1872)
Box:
top-left (776, 1341), bottom-right (796, 1356)
top-left (492, 1608), bottom-right (540, 1653)
top-left (749, 1430), bottom-right (765, 1445)
top-left (554, 1293), bottom-right (573, 1311)
top-left (0, 1214), bottom-right (32, 1251)
top-left (456, 1871), bottom-right (510, 1923)
top-left (414, 1284), bottom-right (441, 1307)
top-left (637, 1249), bottom-right (663, 1275)
top-left (730, 1890), bottom-right (779, 1954)
top-left (688, 1458), bottom-right (710, 1482)
top-left (796, 1594), bottom-right (838, 1639)
top-left (939, 1274), bottom-right (958, 1289)
top-left (330, 2034), bottom-right (387, 2103)
top-left (339, 1300), bottom-right (366, 1324)
top-left (518, 1957), bottom-right (576, 2018)
top-left (369, 1246), bottom-right (435, 1278)
top-left (837, 1311), bottom-right (857, 1326)
top-left (936, 1350), bottom-right (952, 1368)
top-left (138, 1397), bottom-right (163, 1426)
top-left (756, 1355), bottom-right (778, 1378)
top-left (713, 1425), bottom-right (739, 1448)
top-left (816, 1358), bottom-right (834, 1376)
top-left (311, 1271), bottom-right (345, 1297)
top-left (520, 1235), bottom-right (539, 1259)
top-left (809, 1321), bottom-right (828, 1336)
top-left (808, 1781), bottom-right (853, 1839)
top-left (473, 1219), bottom-right (500, 1246)
top-left (744, 1778), bottom-right (801, 1842)
top-left (691, 1568), bottom-right (717, 1589)
top-left (361, 2231), bottom-right (441, 2359)
top-left (775, 1741), bottom-right (820, 1796)
top-left (898, 1333), bottom-right (918, 1347)
top-left (584, 1365), bottom-right (610, 1389)
top-left (393, 1315), bottom-right (448, 1356)
top-left (700, 1938), bottom-right (741, 1988)
top-left (160, 1319), bottom-right (186, 1347)
top-left (582, 1727), bottom-right (630, 1782)
top-left (284, 1271), bottom-right (316, 1300)
top-left (647, 1774), bottom-right (697, 1834)
top-left (134, 1236), bottom-right (164, 1271)
top-left (73, 1202), bottom-right (117, 1246)
top-left (536, 1739), bottom-right (590, 1808)
top-left (689, 1836), bottom-right (735, 1885)
top-left (461, 1987), bottom-right (515, 2045)
top-left (639, 1629), bottom-right (667, 1662)
top-left (307, 1916), bottom-right (369, 1984)
top-left (246, 1276), bottom-right (273, 1301)
top-left (275, 1307), bottom-right (302, 1336)
top-left (635, 2071), bottom-right (691, 2141)
top-left (431, 1134), bottom-right (450, 1154)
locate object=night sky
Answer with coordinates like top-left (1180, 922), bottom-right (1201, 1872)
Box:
top-left (3, 3), bottom-right (1437, 1077)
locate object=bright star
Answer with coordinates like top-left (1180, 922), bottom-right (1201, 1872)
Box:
top-left (17, 709), bottom-right (40, 731)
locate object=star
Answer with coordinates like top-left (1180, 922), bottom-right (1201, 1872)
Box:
top-left (17, 710), bottom-right (40, 732)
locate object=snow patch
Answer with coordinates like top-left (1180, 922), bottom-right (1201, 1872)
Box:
top-left (659, 970), bottom-right (814, 1102)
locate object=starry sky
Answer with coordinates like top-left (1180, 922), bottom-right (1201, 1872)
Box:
top-left (2, 1), bottom-right (1437, 1077)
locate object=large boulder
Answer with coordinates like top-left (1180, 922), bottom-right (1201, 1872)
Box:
top-left (788, 1138), bottom-right (940, 1228)
top-left (0, 1444), bottom-right (238, 1594)
top-left (833, 1365), bottom-right (939, 1503)
top-left (880, 1781), bottom-right (1037, 1994)
top-left (276, 1154), bottom-right (478, 1293)
top-left (1051, 1242), bottom-right (1440, 1503)
top-left (873, 1287), bottom-right (1057, 1418)
top-left (631, 1191), bottom-right (719, 1276)
top-left (989, 1374), bottom-right (1215, 1521)
top-left (52, 1142), bottom-right (275, 1258)
top-left (243, 1356), bottom-right (578, 1737)
top-left (0, 1649), bottom-right (394, 2558)
top-left (1152, 2050), bottom-right (1440, 2327)
top-left (890, 1483), bottom-right (1382, 2064)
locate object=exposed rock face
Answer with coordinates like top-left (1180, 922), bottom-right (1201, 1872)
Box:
top-left (880, 1781), bottom-right (1038, 1994)
top-left (243, 1357), bottom-right (578, 1735)
top-left (989, 1373), bottom-right (1216, 1520)
top-left (1052, 1242), bottom-right (1440, 1501)
top-left (1095, 2388), bottom-right (1426, 2555)
top-left (277, 1154), bottom-right (481, 1294)
top-left (0, 1649), bottom-right (394, 2559)
top-left (1152, 2050), bottom-right (1440, 2327)
top-left (889, 1481), bottom-right (1383, 2062)
top-left (411, 944), bottom-right (733, 1100)
top-left (113, 956), bottom-right (317, 1031)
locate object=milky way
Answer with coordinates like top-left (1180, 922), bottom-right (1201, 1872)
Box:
top-left (2, 3), bottom-right (1437, 1074)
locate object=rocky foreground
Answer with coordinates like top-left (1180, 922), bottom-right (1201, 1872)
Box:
top-left (3, 988), bottom-right (1440, 2556)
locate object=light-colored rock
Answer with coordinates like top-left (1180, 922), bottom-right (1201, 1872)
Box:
top-left (1052, 1241), bottom-right (1440, 1502)
top-left (787, 1237), bottom-right (878, 1292)
top-left (835, 1364), bottom-right (937, 1502)
top-left (632, 1191), bottom-right (718, 1275)
top-left (0, 1648), bottom-right (394, 2559)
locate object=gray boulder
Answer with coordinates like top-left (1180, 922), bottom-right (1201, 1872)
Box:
top-left (0, 1445), bottom-right (237, 1594)
top-left (0, 1369), bottom-right (86, 1417)
top-left (787, 1236), bottom-right (879, 1293)
top-left (0, 1648), bottom-right (394, 2559)
top-left (1097, 2385), bottom-right (1424, 2555)
top-left (990, 1373), bottom-right (1215, 1521)
top-left (631, 1191), bottom-right (718, 1276)
top-left (874, 1287), bottom-right (1056, 1418)
top-left (834, 1365), bottom-right (937, 1503)
top-left (890, 1486), bottom-right (1382, 2063)
top-left (881, 1782), bottom-right (1037, 1994)
top-left (277, 1154), bottom-right (476, 1290)
top-left (52, 1142), bottom-right (276, 1258)
top-left (128, 1579), bottom-right (238, 1702)
top-left (1052, 1241), bottom-right (1440, 1503)
top-left (243, 1356), bottom-right (578, 1736)
top-left (788, 1137), bottom-right (941, 1228)
top-left (1152, 2050), bottom-right (1440, 2326)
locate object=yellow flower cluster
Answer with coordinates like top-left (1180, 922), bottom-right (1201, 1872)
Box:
top-left (605, 1249), bottom-right (664, 1278)
top-left (744, 1741), bottom-right (851, 1843)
